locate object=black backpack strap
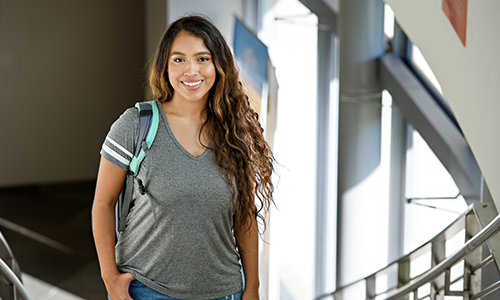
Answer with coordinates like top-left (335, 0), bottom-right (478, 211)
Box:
top-left (118, 173), bottom-right (135, 232)
top-left (133, 103), bottom-right (153, 160)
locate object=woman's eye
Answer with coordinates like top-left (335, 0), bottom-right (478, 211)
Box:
top-left (173, 58), bottom-right (184, 63)
top-left (199, 57), bottom-right (210, 62)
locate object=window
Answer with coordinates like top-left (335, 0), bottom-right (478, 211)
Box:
top-left (404, 127), bottom-right (468, 252)
top-left (410, 45), bottom-right (444, 97)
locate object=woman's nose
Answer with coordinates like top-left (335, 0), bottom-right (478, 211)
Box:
top-left (184, 60), bottom-right (199, 76)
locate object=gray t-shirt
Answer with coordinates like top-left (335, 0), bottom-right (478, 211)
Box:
top-left (100, 100), bottom-right (243, 299)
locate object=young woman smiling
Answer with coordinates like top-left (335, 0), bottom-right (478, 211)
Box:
top-left (92, 15), bottom-right (275, 300)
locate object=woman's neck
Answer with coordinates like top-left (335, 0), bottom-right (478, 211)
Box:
top-left (161, 96), bottom-right (212, 150)
top-left (163, 96), bottom-right (207, 121)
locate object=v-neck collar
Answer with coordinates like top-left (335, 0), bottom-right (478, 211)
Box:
top-left (156, 100), bottom-right (211, 160)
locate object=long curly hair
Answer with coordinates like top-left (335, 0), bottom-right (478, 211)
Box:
top-left (149, 15), bottom-right (275, 231)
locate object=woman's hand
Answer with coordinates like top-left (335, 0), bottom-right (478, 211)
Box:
top-left (104, 272), bottom-right (135, 300)
top-left (235, 206), bottom-right (260, 300)
top-left (241, 288), bottom-right (260, 300)
top-left (92, 157), bottom-right (131, 299)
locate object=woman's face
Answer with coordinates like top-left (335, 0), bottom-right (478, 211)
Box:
top-left (167, 31), bottom-right (216, 105)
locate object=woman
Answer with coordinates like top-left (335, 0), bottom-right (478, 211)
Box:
top-left (92, 15), bottom-right (275, 300)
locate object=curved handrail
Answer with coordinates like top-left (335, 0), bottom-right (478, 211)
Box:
top-left (0, 257), bottom-right (32, 300)
top-left (385, 209), bottom-right (500, 299)
top-left (316, 206), bottom-right (500, 300)
top-left (0, 232), bottom-right (15, 261)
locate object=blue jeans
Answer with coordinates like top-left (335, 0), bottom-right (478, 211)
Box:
top-left (126, 280), bottom-right (243, 300)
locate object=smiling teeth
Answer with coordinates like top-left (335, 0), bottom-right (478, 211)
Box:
top-left (183, 80), bottom-right (202, 87)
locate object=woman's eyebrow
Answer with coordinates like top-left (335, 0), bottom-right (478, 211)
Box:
top-left (195, 51), bottom-right (211, 56)
top-left (170, 51), bottom-right (211, 57)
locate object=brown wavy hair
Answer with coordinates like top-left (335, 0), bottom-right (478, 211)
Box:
top-left (149, 15), bottom-right (275, 231)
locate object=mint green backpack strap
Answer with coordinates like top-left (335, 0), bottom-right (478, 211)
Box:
top-left (129, 101), bottom-right (159, 175)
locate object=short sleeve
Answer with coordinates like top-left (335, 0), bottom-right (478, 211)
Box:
top-left (100, 107), bottom-right (139, 170)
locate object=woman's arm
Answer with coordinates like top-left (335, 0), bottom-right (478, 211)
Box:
top-left (92, 157), bottom-right (135, 300)
top-left (235, 209), bottom-right (260, 300)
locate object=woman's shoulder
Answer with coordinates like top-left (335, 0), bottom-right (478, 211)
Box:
top-left (102, 106), bottom-right (140, 144)
top-left (120, 105), bottom-right (140, 120)
top-left (112, 105), bottom-right (140, 127)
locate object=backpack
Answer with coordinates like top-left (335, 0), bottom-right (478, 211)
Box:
top-left (115, 101), bottom-right (160, 237)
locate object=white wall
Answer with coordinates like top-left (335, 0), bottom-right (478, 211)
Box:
top-left (385, 0), bottom-right (500, 209)
top-left (167, 0), bottom-right (243, 46)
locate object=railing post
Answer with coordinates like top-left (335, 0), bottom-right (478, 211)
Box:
top-left (366, 275), bottom-right (376, 299)
top-left (333, 290), bottom-right (342, 300)
top-left (431, 238), bottom-right (446, 299)
top-left (465, 209), bottom-right (483, 297)
top-left (398, 257), bottom-right (410, 300)
top-left (472, 203), bottom-right (500, 300)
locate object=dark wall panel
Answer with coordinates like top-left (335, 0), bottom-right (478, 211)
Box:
top-left (0, 0), bottom-right (145, 186)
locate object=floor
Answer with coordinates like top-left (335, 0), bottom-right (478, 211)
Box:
top-left (0, 181), bottom-right (107, 299)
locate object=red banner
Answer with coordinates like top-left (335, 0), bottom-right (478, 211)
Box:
top-left (442, 0), bottom-right (468, 46)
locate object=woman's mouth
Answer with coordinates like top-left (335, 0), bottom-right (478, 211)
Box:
top-left (182, 80), bottom-right (203, 87)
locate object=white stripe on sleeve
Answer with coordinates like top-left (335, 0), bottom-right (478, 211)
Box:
top-left (106, 136), bottom-right (133, 158)
top-left (102, 144), bottom-right (130, 166)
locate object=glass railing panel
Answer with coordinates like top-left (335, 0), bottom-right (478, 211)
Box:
top-left (375, 263), bottom-right (398, 295)
top-left (416, 282), bottom-right (430, 298)
top-left (341, 280), bottom-right (366, 300)
top-left (409, 245), bottom-right (431, 279)
top-left (449, 261), bottom-right (464, 284)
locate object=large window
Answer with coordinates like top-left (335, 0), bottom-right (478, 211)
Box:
top-left (383, 3), bottom-right (469, 255)
top-left (261, 0), bottom-right (318, 299)
top-left (402, 33), bottom-right (469, 254)
top-left (404, 127), bottom-right (468, 253)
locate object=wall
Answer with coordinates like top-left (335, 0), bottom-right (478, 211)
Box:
top-left (0, 0), bottom-right (145, 186)
top-left (145, 0), bottom-right (167, 62)
top-left (384, 0), bottom-right (500, 209)
top-left (144, 0), bottom-right (168, 99)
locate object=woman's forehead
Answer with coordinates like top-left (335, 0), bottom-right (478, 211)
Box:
top-left (170, 31), bottom-right (210, 53)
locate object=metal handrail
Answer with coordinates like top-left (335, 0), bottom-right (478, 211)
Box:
top-left (316, 204), bottom-right (500, 300)
top-left (384, 209), bottom-right (500, 299)
top-left (0, 258), bottom-right (31, 300)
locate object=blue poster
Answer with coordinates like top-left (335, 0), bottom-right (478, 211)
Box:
top-left (233, 18), bottom-right (268, 95)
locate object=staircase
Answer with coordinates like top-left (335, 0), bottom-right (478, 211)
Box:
top-left (316, 202), bottom-right (500, 300)
top-left (0, 231), bottom-right (31, 300)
